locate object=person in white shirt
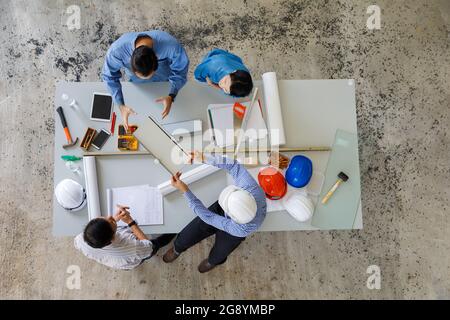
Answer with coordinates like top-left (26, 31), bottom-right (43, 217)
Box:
top-left (74, 205), bottom-right (175, 270)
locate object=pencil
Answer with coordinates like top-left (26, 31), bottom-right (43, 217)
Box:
top-left (111, 112), bottom-right (116, 135)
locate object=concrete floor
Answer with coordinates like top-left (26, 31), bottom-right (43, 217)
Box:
top-left (0, 0), bottom-right (449, 299)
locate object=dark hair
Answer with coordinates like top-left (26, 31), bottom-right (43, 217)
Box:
top-left (131, 45), bottom-right (158, 77)
top-left (230, 70), bottom-right (253, 97)
top-left (83, 218), bottom-right (115, 248)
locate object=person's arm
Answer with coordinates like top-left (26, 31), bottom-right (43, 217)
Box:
top-left (101, 48), bottom-right (125, 106)
top-left (129, 224), bottom-right (148, 241)
top-left (115, 205), bottom-right (149, 241)
top-left (193, 62), bottom-right (207, 82)
top-left (102, 47), bottom-right (137, 130)
top-left (167, 42), bottom-right (189, 98)
top-left (156, 41), bottom-right (189, 119)
top-left (203, 153), bottom-right (255, 190)
top-left (194, 49), bottom-right (228, 82)
top-left (169, 172), bottom-right (252, 237)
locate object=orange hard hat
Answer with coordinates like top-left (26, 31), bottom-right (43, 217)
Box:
top-left (258, 166), bottom-right (287, 200)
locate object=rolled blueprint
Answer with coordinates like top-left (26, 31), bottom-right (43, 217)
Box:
top-left (83, 156), bottom-right (101, 220)
top-left (157, 164), bottom-right (220, 196)
top-left (106, 188), bottom-right (113, 216)
top-left (262, 72), bottom-right (286, 146)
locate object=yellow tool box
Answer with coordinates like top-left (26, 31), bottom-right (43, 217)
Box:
top-left (117, 125), bottom-right (139, 151)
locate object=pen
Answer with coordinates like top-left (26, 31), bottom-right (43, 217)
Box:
top-left (111, 112), bottom-right (116, 135)
top-left (207, 109), bottom-right (216, 144)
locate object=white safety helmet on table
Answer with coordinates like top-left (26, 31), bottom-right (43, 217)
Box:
top-left (281, 189), bottom-right (314, 222)
top-left (218, 185), bottom-right (257, 224)
top-left (54, 179), bottom-right (87, 212)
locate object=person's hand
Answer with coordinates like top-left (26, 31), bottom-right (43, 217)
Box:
top-left (155, 96), bottom-right (173, 119)
top-left (115, 204), bottom-right (134, 224)
top-left (206, 77), bottom-right (220, 89)
top-left (269, 152), bottom-right (290, 169)
top-left (119, 105), bottom-right (137, 132)
top-left (171, 172), bottom-right (189, 193)
top-left (188, 150), bottom-right (205, 164)
top-left (113, 205), bottom-right (129, 221)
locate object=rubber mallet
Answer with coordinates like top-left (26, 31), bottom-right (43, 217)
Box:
top-left (321, 171), bottom-right (349, 204)
top-left (57, 106), bottom-right (78, 148)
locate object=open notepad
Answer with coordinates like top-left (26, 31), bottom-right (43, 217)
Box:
top-left (207, 101), bottom-right (267, 148)
top-left (107, 185), bottom-right (163, 226)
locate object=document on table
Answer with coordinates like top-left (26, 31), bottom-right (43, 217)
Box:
top-left (207, 104), bottom-right (234, 148)
top-left (207, 102), bottom-right (267, 148)
top-left (107, 184), bottom-right (163, 226)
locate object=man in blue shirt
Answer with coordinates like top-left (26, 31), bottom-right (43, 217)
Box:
top-left (163, 151), bottom-right (267, 273)
top-left (102, 30), bottom-right (189, 128)
top-left (194, 48), bottom-right (253, 97)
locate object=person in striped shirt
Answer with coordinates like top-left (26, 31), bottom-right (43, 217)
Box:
top-left (74, 205), bottom-right (175, 270)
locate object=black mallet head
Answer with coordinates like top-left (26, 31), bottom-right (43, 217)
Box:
top-left (338, 172), bottom-right (349, 182)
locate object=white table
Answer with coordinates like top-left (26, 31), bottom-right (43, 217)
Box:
top-left (52, 80), bottom-right (362, 236)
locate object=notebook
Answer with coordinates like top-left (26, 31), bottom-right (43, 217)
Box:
top-left (207, 101), bottom-right (267, 148)
top-left (107, 184), bottom-right (163, 226)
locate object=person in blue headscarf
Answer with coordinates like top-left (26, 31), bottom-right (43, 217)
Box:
top-left (194, 49), bottom-right (253, 97)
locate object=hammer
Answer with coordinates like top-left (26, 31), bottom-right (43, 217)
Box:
top-left (57, 106), bottom-right (78, 148)
top-left (321, 171), bottom-right (349, 204)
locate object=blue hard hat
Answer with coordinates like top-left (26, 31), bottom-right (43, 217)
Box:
top-left (285, 155), bottom-right (313, 188)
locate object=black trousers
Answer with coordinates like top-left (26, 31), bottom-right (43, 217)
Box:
top-left (151, 233), bottom-right (177, 251)
top-left (174, 201), bottom-right (246, 266)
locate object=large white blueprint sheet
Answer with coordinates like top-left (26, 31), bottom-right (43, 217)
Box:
top-left (107, 184), bottom-right (163, 226)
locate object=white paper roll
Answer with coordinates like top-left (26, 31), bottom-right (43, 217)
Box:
top-left (83, 156), bottom-right (101, 220)
top-left (262, 72), bottom-right (286, 146)
top-left (106, 188), bottom-right (112, 216)
top-left (157, 164), bottom-right (220, 196)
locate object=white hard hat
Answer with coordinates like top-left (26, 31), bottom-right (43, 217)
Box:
top-left (281, 189), bottom-right (314, 222)
top-left (55, 179), bottom-right (87, 212)
top-left (218, 185), bottom-right (257, 224)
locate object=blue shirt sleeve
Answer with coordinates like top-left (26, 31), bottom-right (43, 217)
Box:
top-left (204, 154), bottom-right (255, 190)
top-left (193, 63), bottom-right (207, 82)
top-left (183, 190), bottom-right (253, 237)
top-left (101, 47), bottom-right (125, 106)
top-left (167, 41), bottom-right (189, 96)
top-left (194, 49), bottom-right (228, 82)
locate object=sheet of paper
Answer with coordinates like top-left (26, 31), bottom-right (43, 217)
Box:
top-left (243, 101), bottom-right (268, 140)
top-left (208, 102), bottom-right (267, 148)
top-left (107, 184), bottom-right (163, 226)
top-left (208, 104), bottom-right (234, 148)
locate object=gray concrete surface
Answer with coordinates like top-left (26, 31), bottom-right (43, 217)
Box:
top-left (0, 0), bottom-right (448, 299)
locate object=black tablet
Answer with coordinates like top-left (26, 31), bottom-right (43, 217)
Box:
top-left (90, 92), bottom-right (113, 122)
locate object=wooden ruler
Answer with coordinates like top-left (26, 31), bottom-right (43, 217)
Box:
top-left (84, 146), bottom-right (331, 157)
